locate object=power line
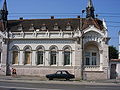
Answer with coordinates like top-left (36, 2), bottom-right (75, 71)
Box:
top-left (8, 12), bottom-right (120, 15)
top-left (108, 25), bottom-right (120, 27)
top-left (8, 14), bottom-right (82, 17)
top-left (106, 21), bottom-right (120, 23)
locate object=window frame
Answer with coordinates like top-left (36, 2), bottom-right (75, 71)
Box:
top-left (84, 51), bottom-right (98, 66)
top-left (24, 46), bottom-right (32, 65)
top-left (11, 46), bottom-right (20, 65)
top-left (63, 46), bottom-right (72, 66)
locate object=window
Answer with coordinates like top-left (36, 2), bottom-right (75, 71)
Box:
top-left (85, 52), bottom-right (97, 66)
top-left (66, 26), bottom-right (71, 30)
top-left (85, 52), bottom-right (90, 65)
top-left (64, 47), bottom-right (71, 65)
top-left (11, 46), bottom-right (19, 65)
top-left (50, 51), bottom-right (56, 65)
top-left (64, 51), bottom-right (70, 65)
top-left (0, 52), bottom-right (1, 64)
top-left (24, 51), bottom-right (31, 64)
top-left (54, 23), bottom-right (59, 30)
top-left (66, 23), bottom-right (72, 30)
top-left (18, 24), bottom-right (23, 30)
top-left (37, 51), bottom-right (43, 65)
top-left (62, 71), bottom-right (67, 74)
top-left (29, 24), bottom-right (34, 30)
top-left (24, 46), bottom-right (32, 65)
top-left (50, 47), bottom-right (57, 65)
top-left (92, 52), bottom-right (97, 65)
top-left (12, 51), bottom-right (18, 64)
top-left (41, 24), bottom-right (47, 30)
top-left (56, 71), bottom-right (61, 74)
top-left (86, 57), bottom-right (90, 65)
top-left (54, 26), bottom-right (59, 30)
top-left (36, 46), bottom-right (44, 65)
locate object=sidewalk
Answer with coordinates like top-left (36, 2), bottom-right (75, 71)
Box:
top-left (0, 75), bottom-right (120, 86)
top-left (0, 75), bottom-right (47, 81)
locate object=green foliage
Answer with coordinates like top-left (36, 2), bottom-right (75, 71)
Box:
top-left (109, 46), bottom-right (118, 59)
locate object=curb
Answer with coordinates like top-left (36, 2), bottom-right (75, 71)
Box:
top-left (0, 79), bottom-right (120, 86)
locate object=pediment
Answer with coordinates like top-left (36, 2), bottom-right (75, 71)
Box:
top-left (83, 25), bottom-right (104, 36)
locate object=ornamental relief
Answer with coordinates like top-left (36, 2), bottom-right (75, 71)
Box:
top-left (10, 39), bottom-right (75, 45)
top-left (83, 31), bottom-right (103, 44)
top-left (10, 31), bottom-right (75, 39)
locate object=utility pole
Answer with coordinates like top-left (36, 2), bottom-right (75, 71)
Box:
top-left (81, 10), bottom-right (85, 80)
top-left (6, 21), bottom-right (11, 76)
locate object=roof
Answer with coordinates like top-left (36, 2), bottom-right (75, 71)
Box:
top-left (7, 18), bottom-right (104, 32)
top-left (0, 22), bottom-right (4, 31)
top-left (8, 18), bottom-right (80, 32)
top-left (82, 18), bottom-right (104, 30)
top-left (111, 59), bottom-right (120, 62)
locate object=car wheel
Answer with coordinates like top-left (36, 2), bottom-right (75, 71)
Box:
top-left (66, 78), bottom-right (70, 81)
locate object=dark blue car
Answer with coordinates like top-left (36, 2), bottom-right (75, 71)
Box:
top-left (46, 70), bottom-right (75, 80)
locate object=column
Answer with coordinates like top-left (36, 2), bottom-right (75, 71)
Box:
top-left (32, 51), bottom-right (36, 66)
top-left (45, 51), bottom-right (49, 66)
top-left (99, 50), bottom-right (103, 71)
top-left (58, 51), bottom-right (63, 66)
top-left (19, 51), bottom-right (23, 65)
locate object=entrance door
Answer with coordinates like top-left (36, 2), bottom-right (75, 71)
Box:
top-left (110, 64), bottom-right (117, 79)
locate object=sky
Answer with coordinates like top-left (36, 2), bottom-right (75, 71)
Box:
top-left (0, 0), bottom-right (120, 49)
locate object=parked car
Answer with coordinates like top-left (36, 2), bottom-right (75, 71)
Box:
top-left (46, 70), bottom-right (75, 80)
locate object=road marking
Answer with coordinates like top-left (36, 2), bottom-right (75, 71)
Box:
top-left (0, 85), bottom-right (61, 90)
top-left (86, 86), bottom-right (119, 89)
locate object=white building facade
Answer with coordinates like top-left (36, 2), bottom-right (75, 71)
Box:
top-left (0, 0), bottom-right (110, 80)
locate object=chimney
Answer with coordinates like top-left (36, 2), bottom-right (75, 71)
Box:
top-left (19, 17), bottom-right (23, 20)
top-left (51, 16), bottom-right (54, 19)
top-left (77, 16), bottom-right (80, 18)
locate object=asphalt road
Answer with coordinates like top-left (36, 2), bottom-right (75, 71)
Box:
top-left (0, 81), bottom-right (120, 90)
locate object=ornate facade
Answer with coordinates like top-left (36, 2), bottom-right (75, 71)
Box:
top-left (0, 0), bottom-right (110, 80)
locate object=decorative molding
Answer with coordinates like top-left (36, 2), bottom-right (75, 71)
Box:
top-left (10, 39), bottom-right (75, 44)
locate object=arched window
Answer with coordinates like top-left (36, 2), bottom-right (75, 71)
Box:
top-left (24, 46), bottom-right (32, 65)
top-left (63, 46), bottom-right (71, 65)
top-left (36, 46), bottom-right (44, 65)
top-left (11, 46), bottom-right (19, 64)
top-left (50, 46), bottom-right (57, 65)
top-left (84, 43), bottom-right (100, 66)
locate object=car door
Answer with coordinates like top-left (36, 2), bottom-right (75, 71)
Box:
top-left (62, 71), bottom-right (68, 79)
top-left (56, 71), bottom-right (62, 79)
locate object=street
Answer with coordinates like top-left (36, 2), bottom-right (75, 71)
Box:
top-left (0, 81), bottom-right (120, 90)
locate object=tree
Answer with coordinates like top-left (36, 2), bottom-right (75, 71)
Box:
top-left (109, 46), bottom-right (118, 60)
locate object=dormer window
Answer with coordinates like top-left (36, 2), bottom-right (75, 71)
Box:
top-left (29, 24), bottom-right (34, 30)
top-left (18, 24), bottom-right (23, 30)
top-left (41, 24), bottom-right (47, 30)
top-left (66, 22), bottom-right (72, 30)
top-left (54, 23), bottom-right (59, 30)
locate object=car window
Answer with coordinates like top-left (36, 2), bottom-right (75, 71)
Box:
top-left (56, 71), bottom-right (61, 74)
top-left (62, 71), bottom-right (67, 74)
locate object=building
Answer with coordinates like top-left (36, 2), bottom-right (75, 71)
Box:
top-left (110, 31), bottom-right (120, 79)
top-left (0, 0), bottom-right (110, 80)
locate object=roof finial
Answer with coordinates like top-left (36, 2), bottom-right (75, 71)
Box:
top-left (86, 0), bottom-right (95, 18)
top-left (3, 0), bottom-right (7, 11)
top-left (88, 0), bottom-right (93, 7)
